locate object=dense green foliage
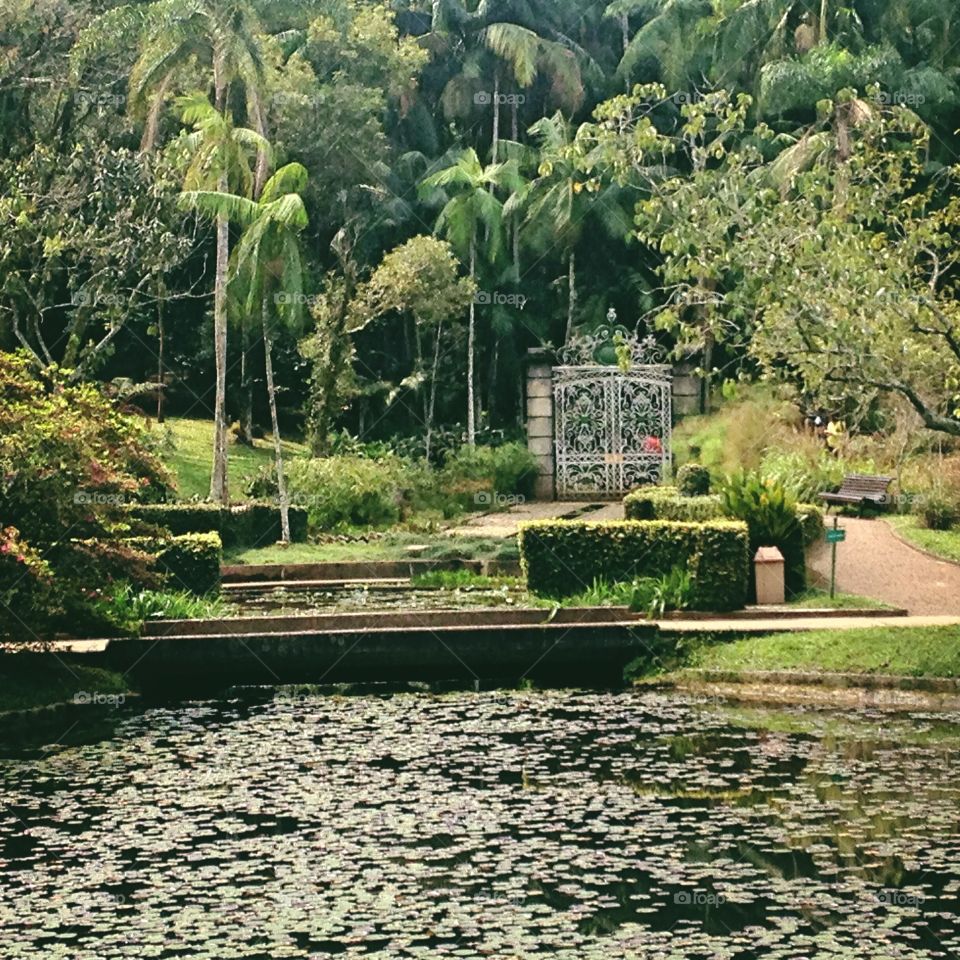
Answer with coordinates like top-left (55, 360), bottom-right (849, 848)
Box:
top-left (518, 519), bottom-right (750, 610)
top-left (623, 481), bottom-right (824, 553)
top-left (3, 0), bottom-right (958, 452)
top-left (284, 441), bottom-right (536, 530)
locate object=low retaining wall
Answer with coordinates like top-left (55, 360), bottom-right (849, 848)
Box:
top-left (222, 559), bottom-right (522, 585)
top-left (103, 621), bottom-right (657, 690)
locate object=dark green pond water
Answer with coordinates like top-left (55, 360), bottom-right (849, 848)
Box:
top-left (1, 689), bottom-right (959, 959)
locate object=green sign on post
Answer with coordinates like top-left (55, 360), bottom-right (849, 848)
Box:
top-left (826, 519), bottom-right (845, 598)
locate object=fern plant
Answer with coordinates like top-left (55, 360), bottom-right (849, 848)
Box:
top-left (720, 470), bottom-right (805, 595)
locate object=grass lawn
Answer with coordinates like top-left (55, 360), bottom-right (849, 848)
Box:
top-left (887, 514), bottom-right (960, 565)
top-left (151, 417), bottom-right (307, 500)
top-left (225, 533), bottom-right (520, 566)
top-left (0, 658), bottom-right (130, 714)
top-left (684, 625), bottom-right (960, 678)
top-left (786, 588), bottom-right (892, 610)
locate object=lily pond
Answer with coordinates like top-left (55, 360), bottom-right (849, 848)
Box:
top-left (1, 689), bottom-right (959, 959)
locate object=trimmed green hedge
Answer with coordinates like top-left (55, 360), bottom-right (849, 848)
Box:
top-left (676, 463), bottom-right (711, 496)
top-left (130, 533), bottom-right (222, 596)
top-left (127, 502), bottom-right (307, 548)
top-left (519, 519), bottom-right (750, 611)
top-left (624, 486), bottom-right (724, 522)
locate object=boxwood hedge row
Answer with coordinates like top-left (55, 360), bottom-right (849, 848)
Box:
top-left (127, 532), bottom-right (223, 596)
top-left (624, 486), bottom-right (724, 522)
top-left (518, 519), bottom-right (750, 611)
top-left (127, 502), bottom-right (307, 548)
top-left (624, 487), bottom-right (826, 548)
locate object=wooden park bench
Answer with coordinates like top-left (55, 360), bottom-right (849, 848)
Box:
top-left (819, 474), bottom-right (894, 515)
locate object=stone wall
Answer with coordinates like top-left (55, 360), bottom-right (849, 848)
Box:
top-left (525, 348), bottom-right (555, 500)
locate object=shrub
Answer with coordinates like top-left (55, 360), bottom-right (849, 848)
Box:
top-left (0, 527), bottom-right (59, 637)
top-left (676, 463), bottom-right (711, 496)
top-left (124, 533), bottom-right (222, 596)
top-left (624, 486), bottom-right (723, 522)
top-left (918, 494), bottom-right (959, 531)
top-left (759, 447), bottom-right (851, 502)
top-left (441, 442), bottom-right (537, 507)
top-left (127, 502), bottom-right (308, 547)
top-left (719, 471), bottom-right (805, 596)
top-left (0, 350), bottom-right (172, 550)
top-left (518, 519), bottom-right (750, 611)
top-left (287, 455), bottom-right (436, 530)
top-left (0, 351), bottom-right (173, 637)
top-left (153, 533), bottom-right (222, 595)
top-left (629, 567), bottom-right (695, 618)
top-left (796, 502), bottom-right (826, 546)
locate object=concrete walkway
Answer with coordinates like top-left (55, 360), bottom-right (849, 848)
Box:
top-left (657, 614), bottom-right (960, 634)
top-left (808, 518), bottom-right (960, 615)
top-left (446, 499), bottom-right (623, 538)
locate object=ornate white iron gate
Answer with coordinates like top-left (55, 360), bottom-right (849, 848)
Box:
top-left (553, 323), bottom-right (672, 499)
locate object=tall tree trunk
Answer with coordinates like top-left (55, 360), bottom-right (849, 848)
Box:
top-left (621, 15), bottom-right (630, 90)
top-left (491, 68), bottom-right (500, 165)
top-left (238, 317), bottom-right (254, 445)
top-left (210, 174), bottom-right (230, 504)
top-left (511, 95), bottom-right (518, 141)
top-left (426, 320), bottom-right (443, 463)
top-left (467, 235), bottom-right (476, 446)
top-left (565, 248), bottom-right (576, 344)
top-left (262, 296), bottom-right (290, 543)
top-left (487, 339), bottom-right (499, 425)
top-left (701, 329), bottom-right (714, 415)
top-left (818, 0), bottom-right (828, 43)
top-left (156, 307), bottom-right (165, 424)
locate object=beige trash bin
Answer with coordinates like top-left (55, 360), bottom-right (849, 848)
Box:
top-left (754, 546), bottom-right (785, 605)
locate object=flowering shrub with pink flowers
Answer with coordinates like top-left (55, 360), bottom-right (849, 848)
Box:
top-left (0, 351), bottom-right (174, 637)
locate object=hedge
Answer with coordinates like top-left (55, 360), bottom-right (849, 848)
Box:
top-left (624, 486), bottom-right (724, 523)
top-left (127, 502), bottom-right (307, 548)
top-left (519, 519), bottom-right (750, 611)
top-left (129, 532), bottom-right (223, 596)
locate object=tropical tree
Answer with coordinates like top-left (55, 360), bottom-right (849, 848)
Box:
top-left (73, 0), bottom-right (269, 159)
top-left (420, 148), bottom-right (522, 444)
top-left (222, 163), bottom-right (311, 542)
top-left (177, 94), bottom-right (270, 504)
top-left (351, 235), bottom-right (475, 460)
top-left (521, 112), bottom-right (633, 343)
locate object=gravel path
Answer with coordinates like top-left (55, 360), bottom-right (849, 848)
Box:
top-left (809, 517), bottom-right (960, 615)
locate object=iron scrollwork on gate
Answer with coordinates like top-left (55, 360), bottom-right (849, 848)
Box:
top-left (553, 322), bottom-right (672, 499)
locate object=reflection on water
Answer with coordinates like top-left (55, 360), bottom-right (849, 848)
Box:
top-left (0, 690), bottom-right (958, 959)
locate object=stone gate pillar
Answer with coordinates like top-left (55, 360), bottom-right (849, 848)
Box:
top-left (525, 347), bottom-right (555, 500)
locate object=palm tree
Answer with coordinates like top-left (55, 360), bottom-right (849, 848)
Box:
top-left (420, 149), bottom-right (522, 444)
top-left (75, 0), bottom-right (269, 157)
top-left (229, 164), bottom-right (309, 543)
top-left (522, 112), bottom-right (633, 342)
top-left (178, 94), bottom-right (270, 503)
top-left (429, 0), bottom-right (596, 164)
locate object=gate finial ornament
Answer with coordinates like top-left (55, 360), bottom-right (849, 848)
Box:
top-left (558, 321), bottom-right (668, 367)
